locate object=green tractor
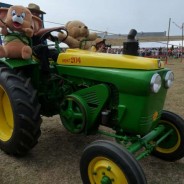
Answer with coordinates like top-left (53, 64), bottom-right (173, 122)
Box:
top-left (0, 27), bottom-right (184, 184)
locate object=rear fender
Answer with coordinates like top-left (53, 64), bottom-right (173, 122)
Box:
top-left (0, 58), bottom-right (38, 69)
top-left (73, 84), bottom-right (110, 134)
top-left (0, 58), bottom-right (40, 88)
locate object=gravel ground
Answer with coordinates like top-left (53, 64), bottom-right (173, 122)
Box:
top-left (0, 115), bottom-right (183, 184)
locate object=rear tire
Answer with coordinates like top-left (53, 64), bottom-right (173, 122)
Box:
top-left (0, 67), bottom-right (41, 156)
top-left (80, 140), bottom-right (147, 184)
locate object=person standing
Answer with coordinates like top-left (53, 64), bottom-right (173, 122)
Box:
top-left (91, 38), bottom-right (107, 53)
top-left (28, 3), bottom-right (59, 74)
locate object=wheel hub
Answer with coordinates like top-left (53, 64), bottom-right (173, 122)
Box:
top-left (101, 175), bottom-right (112, 184)
top-left (60, 95), bottom-right (87, 134)
top-left (89, 156), bottom-right (128, 184)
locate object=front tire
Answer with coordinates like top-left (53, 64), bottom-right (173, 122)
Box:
top-left (152, 110), bottom-right (184, 161)
top-left (80, 140), bottom-right (147, 184)
top-left (0, 67), bottom-right (41, 156)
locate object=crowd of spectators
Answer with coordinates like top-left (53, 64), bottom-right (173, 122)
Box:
top-left (101, 46), bottom-right (183, 59)
top-left (106, 47), bottom-right (123, 54)
top-left (138, 47), bottom-right (183, 59)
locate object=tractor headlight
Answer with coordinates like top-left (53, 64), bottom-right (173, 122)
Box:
top-left (150, 73), bottom-right (161, 93)
top-left (164, 71), bottom-right (174, 88)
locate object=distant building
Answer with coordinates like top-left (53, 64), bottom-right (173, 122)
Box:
top-left (97, 31), bottom-right (166, 39)
top-left (137, 31), bottom-right (166, 37)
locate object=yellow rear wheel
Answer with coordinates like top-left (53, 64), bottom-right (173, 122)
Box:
top-left (0, 67), bottom-right (41, 156)
top-left (0, 86), bottom-right (14, 141)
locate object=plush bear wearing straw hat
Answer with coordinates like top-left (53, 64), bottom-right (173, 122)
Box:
top-left (27, 3), bottom-right (64, 37)
top-left (27, 3), bottom-right (45, 34)
top-left (58, 20), bottom-right (97, 49)
top-left (27, 3), bottom-right (46, 15)
top-left (0, 5), bottom-right (35, 59)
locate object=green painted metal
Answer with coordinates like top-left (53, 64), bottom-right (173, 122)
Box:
top-left (0, 45), bottom-right (173, 161)
top-left (127, 125), bottom-right (165, 154)
top-left (60, 94), bottom-right (89, 133)
top-left (59, 84), bottom-right (110, 133)
top-left (56, 65), bottom-right (169, 135)
top-left (38, 74), bottom-right (65, 116)
top-left (73, 84), bottom-right (110, 133)
top-left (98, 124), bottom-right (174, 160)
top-left (155, 129), bottom-right (174, 145)
top-left (98, 130), bottom-right (131, 144)
top-left (0, 58), bottom-right (38, 69)
top-left (0, 52), bottom-right (168, 136)
top-left (0, 57), bottom-right (41, 90)
top-left (154, 122), bottom-right (177, 149)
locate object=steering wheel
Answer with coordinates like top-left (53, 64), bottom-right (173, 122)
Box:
top-left (39, 26), bottom-right (68, 44)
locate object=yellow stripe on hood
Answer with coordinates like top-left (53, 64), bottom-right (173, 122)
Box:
top-left (57, 49), bottom-right (164, 70)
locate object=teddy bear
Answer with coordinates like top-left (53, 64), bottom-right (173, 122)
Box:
top-left (0, 5), bottom-right (35, 59)
top-left (58, 20), bottom-right (97, 50)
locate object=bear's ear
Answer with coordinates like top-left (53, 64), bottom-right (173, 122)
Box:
top-left (32, 15), bottom-right (43, 33)
top-left (65, 21), bottom-right (71, 28)
top-left (0, 8), bottom-right (8, 26)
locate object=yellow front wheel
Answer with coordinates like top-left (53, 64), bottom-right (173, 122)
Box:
top-left (80, 140), bottom-right (147, 184)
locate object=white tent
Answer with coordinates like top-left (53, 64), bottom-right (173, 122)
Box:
top-left (139, 40), bottom-right (183, 48)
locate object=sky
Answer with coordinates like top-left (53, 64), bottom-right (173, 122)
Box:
top-left (3, 0), bottom-right (184, 36)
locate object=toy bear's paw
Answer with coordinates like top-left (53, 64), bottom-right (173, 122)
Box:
top-left (24, 28), bottom-right (34, 37)
top-left (22, 46), bottom-right (32, 59)
top-left (58, 31), bottom-right (67, 41)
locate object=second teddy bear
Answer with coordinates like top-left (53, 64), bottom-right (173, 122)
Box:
top-left (58, 20), bottom-right (97, 50)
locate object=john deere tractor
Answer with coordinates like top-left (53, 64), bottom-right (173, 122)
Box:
top-left (0, 16), bottom-right (184, 184)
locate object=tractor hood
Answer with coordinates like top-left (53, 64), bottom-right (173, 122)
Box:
top-left (57, 49), bottom-right (164, 70)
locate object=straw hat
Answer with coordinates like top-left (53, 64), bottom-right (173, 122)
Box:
top-left (95, 37), bottom-right (105, 44)
top-left (27, 3), bottom-right (46, 14)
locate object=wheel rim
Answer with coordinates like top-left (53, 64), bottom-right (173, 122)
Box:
top-left (0, 85), bottom-right (14, 141)
top-left (155, 120), bottom-right (181, 153)
top-left (88, 156), bottom-right (128, 184)
top-left (61, 96), bottom-right (86, 133)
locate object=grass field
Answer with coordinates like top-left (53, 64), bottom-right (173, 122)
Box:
top-left (164, 58), bottom-right (184, 116)
top-left (144, 58), bottom-right (184, 184)
top-left (0, 58), bottom-right (184, 184)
